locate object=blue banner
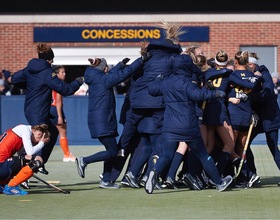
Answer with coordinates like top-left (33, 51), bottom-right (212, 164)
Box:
top-left (34, 26), bottom-right (209, 42)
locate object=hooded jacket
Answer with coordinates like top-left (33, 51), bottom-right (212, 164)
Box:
top-left (12, 58), bottom-right (82, 125)
top-left (84, 58), bottom-right (143, 138)
top-left (148, 54), bottom-right (218, 141)
top-left (130, 39), bottom-right (182, 109)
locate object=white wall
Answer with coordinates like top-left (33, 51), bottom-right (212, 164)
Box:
top-left (52, 47), bottom-right (140, 66)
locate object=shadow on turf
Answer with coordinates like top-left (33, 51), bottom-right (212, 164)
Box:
top-left (27, 176), bottom-right (279, 195)
top-left (28, 180), bottom-right (101, 194)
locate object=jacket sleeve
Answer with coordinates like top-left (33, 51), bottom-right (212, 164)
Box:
top-left (229, 74), bottom-right (261, 89)
top-left (46, 71), bottom-right (82, 96)
top-left (186, 80), bottom-right (216, 102)
top-left (148, 77), bottom-right (163, 97)
top-left (104, 58), bottom-right (143, 88)
top-left (11, 68), bottom-right (27, 89)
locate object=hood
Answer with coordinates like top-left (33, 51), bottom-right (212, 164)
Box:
top-left (26, 58), bottom-right (52, 74)
top-left (172, 54), bottom-right (194, 77)
top-left (147, 39), bottom-right (182, 54)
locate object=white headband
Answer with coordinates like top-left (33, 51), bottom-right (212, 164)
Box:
top-left (249, 57), bottom-right (258, 64)
top-left (215, 57), bottom-right (228, 66)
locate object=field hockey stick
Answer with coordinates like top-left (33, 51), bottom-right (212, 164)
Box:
top-left (234, 114), bottom-right (258, 178)
top-left (198, 101), bottom-right (207, 123)
top-left (33, 174), bottom-right (71, 194)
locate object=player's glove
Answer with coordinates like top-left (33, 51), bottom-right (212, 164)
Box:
top-left (205, 80), bottom-right (215, 90)
top-left (236, 92), bottom-right (248, 101)
top-left (251, 113), bottom-right (259, 126)
top-left (215, 90), bottom-right (226, 98)
top-left (122, 58), bottom-right (130, 65)
top-left (75, 77), bottom-right (84, 85)
top-left (88, 58), bottom-right (94, 65)
top-left (248, 77), bottom-right (258, 83)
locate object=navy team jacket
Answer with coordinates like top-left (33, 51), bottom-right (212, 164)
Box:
top-left (11, 58), bottom-right (82, 125)
top-left (129, 39), bottom-right (182, 109)
top-left (84, 58), bottom-right (143, 138)
top-left (148, 54), bottom-right (218, 142)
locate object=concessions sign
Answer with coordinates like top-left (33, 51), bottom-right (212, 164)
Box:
top-left (34, 26), bottom-right (209, 42)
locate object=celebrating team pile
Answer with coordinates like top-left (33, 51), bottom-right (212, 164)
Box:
top-left (1, 21), bottom-right (280, 195)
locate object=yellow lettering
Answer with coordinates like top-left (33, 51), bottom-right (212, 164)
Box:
top-left (153, 29), bottom-right (161, 39)
top-left (90, 30), bottom-right (98, 39)
top-left (81, 29), bottom-right (90, 39)
top-left (81, 28), bottom-right (164, 40)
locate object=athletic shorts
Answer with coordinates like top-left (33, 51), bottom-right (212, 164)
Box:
top-left (0, 156), bottom-right (22, 181)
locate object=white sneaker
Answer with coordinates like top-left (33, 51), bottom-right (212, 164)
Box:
top-left (63, 153), bottom-right (76, 162)
top-left (248, 174), bottom-right (260, 188)
top-left (99, 181), bottom-right (120, 189)
top-left (216, 175), bottom-right (233, 192)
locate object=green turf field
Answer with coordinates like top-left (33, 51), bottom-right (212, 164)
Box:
top-left (1, 145), bottom-right (280, 220)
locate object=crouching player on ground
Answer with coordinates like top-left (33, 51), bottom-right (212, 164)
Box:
top-left (0, 124), bottom-right (50, 195)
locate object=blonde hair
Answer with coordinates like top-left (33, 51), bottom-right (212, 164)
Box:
top-left (194, 55), bottom-right (209, 72)
top-left (235, 51), bottom-right (249, 65)
top-left (215, 50), bottom-right (229, 64)
top-left (157, 20), bottom-right (186, 44)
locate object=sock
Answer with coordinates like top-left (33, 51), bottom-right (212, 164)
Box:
top-left (8, 166), bottom-right (33, 187)
top-left (60, 137), bottom-right (70, 156)
top-left (167, 152), bottom-right (184, 180)
top-left (216, 151), bottom-right (231, 176)
top-left (187, 151), bottom-right (202, 177)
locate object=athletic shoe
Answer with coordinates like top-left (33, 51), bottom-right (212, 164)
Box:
top-left (125, 171), bottom-right (140, 188)
top-left (99, 181), bottom-right (120, 189)
top-left (161, 182), bottom-right (167, 189)
top-left (63, 153), bottom-right (76, 162)
top-left (195, 175), bottom-right (205, 189)
top-left (165, 176), bottom-right (178, 189)
top-left (117, 149), bottom-right (125, 157)
top-left (3, 185), bottom-right (28, 196)
top-left (75, 157), bottom-right (86, 178)
top-left (99, 174), bottom-right (103, 180)
top-left (154, 181), bottom-right (163, 190)
top-left (216, 175), bottom-right (233, 192)
top-left (176, 178), bottom-right (189, 188)
top-left (120, 179), bottom-right (130, 187)
top-left (20, 181), bottom-right (30, 189)
top-left (0, 184), bottom-right (4, 193)
top-left (208, 178), bottom-right (218, 189)
top-left (38, 165), bottom-right (49, 175)
top-left (139, 175), bottom-right (148, 187)
top-left (182, 173), bottom-right (202, 190)
top-left (234, 181), bottom-right (248, 189)
top-left (248, 174), bottom-right (260, 188)
top-left (145, 170), bottom-right (157, 194)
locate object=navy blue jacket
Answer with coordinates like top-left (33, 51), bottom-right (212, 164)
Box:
top-left (148, 54), bottom-right (218, 141)
top-left (85, 58), bottom-right (143, 138)
top-left (251, 65), bottom-right (280, 132)
top-left (11, 58), bottom-right (82, 125)
top-left (130, 39), bottom-right (182, 109)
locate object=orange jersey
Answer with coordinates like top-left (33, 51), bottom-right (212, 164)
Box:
top-left (0, 129), bottom-right (23, 163)
top-left (51, 90), bottom-right (58, 106)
